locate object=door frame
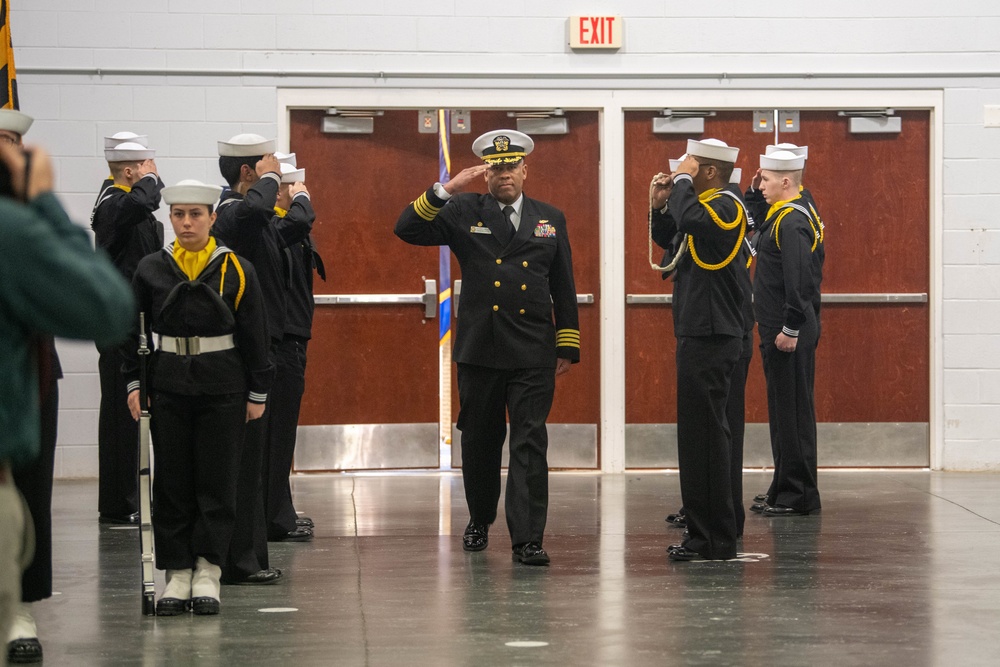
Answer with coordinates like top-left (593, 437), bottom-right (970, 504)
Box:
top-left (276, 88), bottom-right (944, 472)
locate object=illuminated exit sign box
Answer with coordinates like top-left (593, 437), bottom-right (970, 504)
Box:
top-left (569, 15), bottom-right (622, 50)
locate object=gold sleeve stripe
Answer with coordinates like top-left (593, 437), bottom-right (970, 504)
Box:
top-left (556, 328), bottom-right (580, 337)
top-left (413, 193), bottom-right (441, 221)
top-left (557, 341), bottom-right (581, 349)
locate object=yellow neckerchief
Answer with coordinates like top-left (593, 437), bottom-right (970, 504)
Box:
top-left (766, 194), bottom-right (801, 222)
top-left (113, 184), bottom-right (132, 193)
top-left (274, 206), bottom-right (288, 218)
top-left (687, 187), bottom-right (746, 271)
top-left (172, 237), bottom-right (217, 281)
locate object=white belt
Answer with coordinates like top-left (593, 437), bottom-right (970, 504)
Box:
top-left (156, 333), bottom-right (235, 356)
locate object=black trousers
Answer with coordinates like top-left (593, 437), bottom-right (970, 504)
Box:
top-left (676, 335), bottom-right (741, 560)
top-left (223, 400), bottom-right (270, 580)
top-left (456, 363), bottom-right (555, 547)
top-left (728, 333), bottom-right (753, 538)
top-left (14, 376), bottom-right (58, 602)
top-left (97, 345), bottom-right (138, 519)
top-left (759, 322), bottom-right (821, 513)
top-left (264, 336), bottom-right (308, 538)
top-left (150, 391), bottom-right (245, 570)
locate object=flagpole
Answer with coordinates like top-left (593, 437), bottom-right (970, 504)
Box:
top-left (437, 109), bottom-right (453, 471)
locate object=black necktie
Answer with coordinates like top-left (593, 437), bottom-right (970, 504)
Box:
top-left (503, 205), bottom-right (516, 237)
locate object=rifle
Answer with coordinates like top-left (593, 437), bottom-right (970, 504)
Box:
top-left (137, 312), bottom-right (156, 616)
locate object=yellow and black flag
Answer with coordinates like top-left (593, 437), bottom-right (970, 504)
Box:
top-left (0, 0), bottom-right (18, 110)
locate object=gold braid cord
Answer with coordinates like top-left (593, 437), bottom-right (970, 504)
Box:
top-left (687, 192), bottom-right (746, 271)
top-left (648, 172), bottom-right (685, 272)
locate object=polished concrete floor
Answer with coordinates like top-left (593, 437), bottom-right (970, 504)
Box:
top-left (28, 470), bottom-right (1000, 666)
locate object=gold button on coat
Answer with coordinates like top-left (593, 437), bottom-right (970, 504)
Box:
top-left (493, 305), bottom-right (499, 311)
top-left (521, 284), bottom-right (527, 291)
top-left (494, 281), bottom-right (501, 287)
top-left (519, 309), bottom-right (525, 315)
top-left (522, 261), bottom-right (528, 267)
top-left (496, 258), bottom-right (502, 264)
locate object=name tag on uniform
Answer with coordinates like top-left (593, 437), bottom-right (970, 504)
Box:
top-left (533, 221), bottom-right (556, 238)
top-left (470, 224), bottom-right (492, 235)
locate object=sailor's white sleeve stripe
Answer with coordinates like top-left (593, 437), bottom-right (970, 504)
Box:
top-left (293, 191), bottom-right (310, 201)
top-left (672, 173), bottom-right (693, 185)
top-left (248, 391), bottom-right (268, 403)
top-left (127, 381), bottom-right (140, 393)
top-left (782, 326), bottom-right (799, 338)
top-left (261, 172), bottom-right (280, 184)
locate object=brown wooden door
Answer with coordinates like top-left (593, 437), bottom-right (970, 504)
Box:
top-left (290, 109), bottom-right (442, 470)
top-left (449, 110), bottom-right (602, 469)
top-left (624, 109), bottom-right (930, 467)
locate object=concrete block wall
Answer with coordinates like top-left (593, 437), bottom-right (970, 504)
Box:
top-left (10, 1), bottom-right (1000, 474)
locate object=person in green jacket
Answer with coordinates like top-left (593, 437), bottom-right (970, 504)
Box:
top-left (0, 109), bottom-right (135, 665)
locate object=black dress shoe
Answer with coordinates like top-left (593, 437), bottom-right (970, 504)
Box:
top-left (296, 517), bottom-right (314, 528)
top-left (7, 638), bottom-right (42, 664)
top-left (155, 597), bottom-right (191, 616)
top-left (753, 493), bottom-right (768, 503)
top-left (191, 597), bottom-right (220, 615)
top-left (762, 505), bottom-right (816, 517)
top-left (667, 545), bottom-right (706, 561)
top-left (512, 542), bottom-right (550, 566)
top-left (99, 512), bottom-right (140, 525)
top-left (223, 567), bottom-right (284, 585)
top-left (463, 522), bottom-right (489, 552)
top-left (665, 512), bottom-right (687, 527)
top-left (750, 502), bottom-right (769, 514)
top-left (269, 527), bottom-right (313, 542)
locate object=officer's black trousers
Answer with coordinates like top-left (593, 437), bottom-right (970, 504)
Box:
top-left (676, 335), bottom-right (741, 560)
top-left (150, 390), bottom-right (245, 570)
top-left (97, 345), bottom-right (138, 518)
top-left (759, 322), bottom-right (821, 513)
top-left (457, 363), bottom-right (555, 547)
top-left (223, 401), bottom-right (270, 580)
top-left (264, 336), bottom-right (308, 538)
top-left (14, 375), bottom-right (58, 602)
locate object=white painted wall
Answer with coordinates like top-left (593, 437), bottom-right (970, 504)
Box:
top-left (11, 1), bottom-right (1000, 474)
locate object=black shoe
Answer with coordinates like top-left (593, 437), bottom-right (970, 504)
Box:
top-left (753, 493), bottom-right (768, 503)
top-left (667, 545), bottom-right (706, 561)
top-left (191, 597), bottom-right (220, 615)
top-left (155, 597), bottom-right (191, 616)
top-left (222, 567), bottom-right (284, 585)
top-left (295, 517), bottom-right (314, 528)
top-left (750, 502), bottom-right (769, 513)
top-left (463, 522), bottom-right (489, 552)
top-left (512, 542), bottom-right (550, 566)
top-left (269, 527), bottom-right (313, 542)
top-left (762, 505), bottom-right (816, 517)
top-left (665, 512), bottom-right (687, 528)
top-left (99, 512), bottom-right (139, 525)
top-left (7, 638), bottom-right (42, 664)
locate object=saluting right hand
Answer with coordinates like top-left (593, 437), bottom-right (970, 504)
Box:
top-left (443, 164), bottom-right (489, 195)
top-left (751, 168), bottom-right (763, 190)
top-left (256, 153), bottom-right (281, 178)
top-left (138, 158), bottom-right (158, 178)
top-left (289, 182), bottom-right (309, 198)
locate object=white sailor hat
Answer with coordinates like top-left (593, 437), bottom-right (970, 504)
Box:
top-left (279, 162), bottom-right (305, 184)
top-left (472, 129), bottom-right (534, 164)
top-left (104, 132), bottom-right (149, 149)
top-left (217, 133), bottom-right (276, 157)
top-left (275, 151), bottom-right (297, 167)
top-left (760, 150), bottom-right (805, 171)
top-left (668, 154), bottom-right (687, 172)
top-left (104, 141), bottom-right (155, 162)
top-left (161, 179), bottom-right (223, 206)
top-left (730, 168), bottom-right (742, 184)
top-left (765, 143), bottom-right (808, 159)
top-left (0, 108), bottom-right (33, 136)
top-left (686, 138), bottom-right (739, 163)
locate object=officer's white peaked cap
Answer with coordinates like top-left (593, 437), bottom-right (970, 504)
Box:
top-left (104, 132), bottom-right (149, 149)
top-left (686, 138), bottom-right (739, 163)
top-left (217, 133), bottom-right (275, 157)
top-left (760, 150), bottom-right (805, 171)
top-left (766, 143), bottom-right (808, 159)
top-left (105, 142), bottom-right (155, 162)
top-left (472, 129), bottom-right (534, 164)
top-left (0, 109), bottom-right (33, 136)
top-left (162, 179), bottom-right (223, 206)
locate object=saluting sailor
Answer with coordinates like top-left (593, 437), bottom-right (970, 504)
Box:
top-left (749, 150), bottom-right (824, 518)
top-left (395, 129), bottom-right (580, 566)
top-left (91, 137), bottom-right (164, 526)
top-left (649, 138), bottom-right (750, 562)
top-left (124, 180), bottom-right (273, 616)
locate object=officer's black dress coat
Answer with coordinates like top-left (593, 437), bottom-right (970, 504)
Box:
top-left (651, 176), bottom-right (749, 560)
top-left (395, 187), bottom-right (580, 546)
top-left (91, 173), bottom-right (165, 521)
top-left (124, 243), bottom-right (272, 569)
top-left (753, 196), bottom-right (824, 513)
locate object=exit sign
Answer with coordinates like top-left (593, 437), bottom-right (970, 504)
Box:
top-left (569, 15), bottom-right (622, 50)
